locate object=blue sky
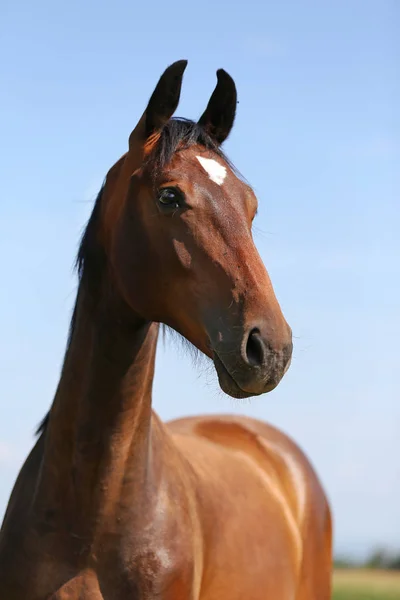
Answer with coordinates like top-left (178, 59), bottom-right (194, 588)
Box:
top-left (0, 0), bottom-right (398, 558)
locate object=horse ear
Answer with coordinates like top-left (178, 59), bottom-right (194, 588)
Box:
top-left (145, 59), bottom-right (188, 135)
top-left (129, 60), bottom-right (187, 148)
top-left (198, 69), bottom-right (237, 145)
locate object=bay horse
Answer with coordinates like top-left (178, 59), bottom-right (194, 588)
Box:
top-left (0, 61), bottom-right (332, 599)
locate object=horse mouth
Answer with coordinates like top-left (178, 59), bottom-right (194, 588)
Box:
top-left (212, 352), bottom-right (259, 399)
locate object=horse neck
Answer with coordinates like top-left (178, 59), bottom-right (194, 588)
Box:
top-left (33, 276), bottom-right (160, 538)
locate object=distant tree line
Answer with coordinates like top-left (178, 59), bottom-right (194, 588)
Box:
top-left (335, 547), bottom-right (400, 570)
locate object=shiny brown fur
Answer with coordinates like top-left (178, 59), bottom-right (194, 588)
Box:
top-left (0, 61), bottom-right (332, 599)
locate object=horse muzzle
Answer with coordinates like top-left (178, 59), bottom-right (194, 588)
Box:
top-left (212, 325), bottom-right (293, 399)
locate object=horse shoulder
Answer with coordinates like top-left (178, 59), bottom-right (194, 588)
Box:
top-left (168, 414), bottom-right (331, 570)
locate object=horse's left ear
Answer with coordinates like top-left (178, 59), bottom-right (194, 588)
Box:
top-left (198, 69), bottom-right (237, 145)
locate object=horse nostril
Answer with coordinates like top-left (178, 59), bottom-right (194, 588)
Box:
top-left (245, 329), bottom-right (265, 368)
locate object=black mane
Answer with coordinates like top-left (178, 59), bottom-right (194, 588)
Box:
top-left (145, 117), bottom-right (234, 174)
top-left (36, 118), bottom-right (235, 437)
top-left (35, 184), bottom-right (106, 437)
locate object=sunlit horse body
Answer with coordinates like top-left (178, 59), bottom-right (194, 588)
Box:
top-left (0, 61), bottom-right (332, 599)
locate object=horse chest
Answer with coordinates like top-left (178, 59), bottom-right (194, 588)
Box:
top-left (102, 536), bottom-right (195, 600)
top-left (0, 557), bottom-right (192, 600)
top-left (0, 527), bottom-right (194, 600)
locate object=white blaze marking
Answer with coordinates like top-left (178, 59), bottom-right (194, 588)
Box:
top-left (196, 156), bottom-right (227, 185)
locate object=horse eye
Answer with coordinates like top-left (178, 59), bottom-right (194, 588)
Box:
top-left (157, 187), bottom-right (182, 208)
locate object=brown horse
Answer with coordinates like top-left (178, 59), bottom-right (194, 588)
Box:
top-left (0, 61), bottom-right (332, 599)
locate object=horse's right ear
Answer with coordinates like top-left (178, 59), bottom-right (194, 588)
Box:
top-left (129, 60), bottom-right (187, 149)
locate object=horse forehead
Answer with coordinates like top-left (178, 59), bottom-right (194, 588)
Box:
top-left (172, 150), bottom-right (243, 194)
top-left (165, 148), bottom-right (253, 208)
top-left (195, 155), bottom-right (227, 186)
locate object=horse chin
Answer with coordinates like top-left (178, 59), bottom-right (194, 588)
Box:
top-left (213, 353), bottom-right (258, 399)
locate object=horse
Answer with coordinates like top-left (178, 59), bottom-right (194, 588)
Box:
top-left (0, 60), bottom-right (332, 599)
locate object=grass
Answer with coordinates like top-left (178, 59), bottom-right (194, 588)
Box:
top-left (333, 569), bottom-right (400, 599)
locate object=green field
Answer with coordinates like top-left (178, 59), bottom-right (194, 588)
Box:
top-left (333, 570), bottom-right (400, 599)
